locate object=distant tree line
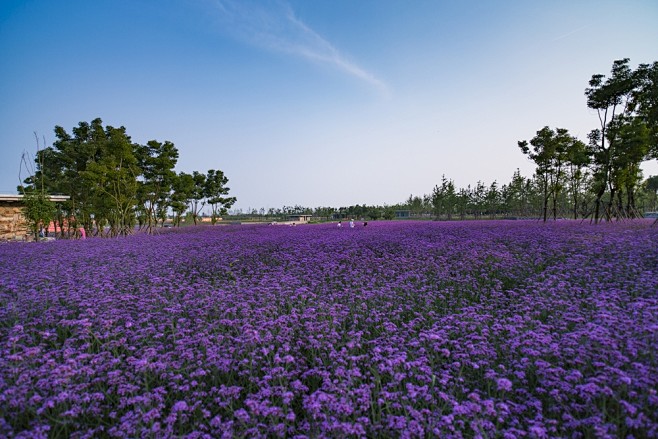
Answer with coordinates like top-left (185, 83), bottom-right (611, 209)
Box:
top-left (19, 59), bottom-right (658, 233)
top-left (20, 118), bottom-right (235, 237)
top-left (237, 59), bottom-right (658, 224)
top-left (235, 166), bottom-right (657, 224)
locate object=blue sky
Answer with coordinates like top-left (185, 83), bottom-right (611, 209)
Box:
top-left (1, 0), bottom-right (657, 210)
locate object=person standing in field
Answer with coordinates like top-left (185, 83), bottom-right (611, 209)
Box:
top-left (349, 219), bottom-right (355, 228)
top-left (337, 221), bottom-right (342, 228)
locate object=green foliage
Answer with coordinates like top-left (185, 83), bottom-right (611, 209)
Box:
top-left (22, 118), bottom-right (236, 236)
top-left (431, 175), bottom-right (458, 220)
top-left (136, 140), bottom-right (179, 232)
top-left (21, 191), bottom-right (56, 241)
top-left (189, 171), bottom-right (206, 225)
top-left (643, 175), bottom-right (658, 211)
top-left (632, 62), bottom-right (658, 156)
top-left (171, 172), bottom-right (195, 226)
top-left (518, 127), bottom-right (584, 221)
top-left (367, 207), bottom-right (382, 220)
top-left (80, 125), bottom-right (140, 236)
top-left (584, 59), bottom-right (655, 221)
top-left (205, 169), bottom-right (236, 224)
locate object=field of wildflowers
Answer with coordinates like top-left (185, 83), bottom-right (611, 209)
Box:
top-left (1, 220), bottom-right (657, 438)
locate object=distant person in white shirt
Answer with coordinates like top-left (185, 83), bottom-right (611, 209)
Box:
top-left (337, 221), bottom-right (342, 228)
top-left (349, 219), bottom-right (355, 228)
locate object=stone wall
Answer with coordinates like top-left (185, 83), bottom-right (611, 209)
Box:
top-left (0, 202), bottom-right (29, 241)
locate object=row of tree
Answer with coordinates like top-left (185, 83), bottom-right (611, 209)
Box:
top-left (237, 59), bottom-right (658, 224)
top-left (519, 59), bottom-right (657, 222)
top-left (21, 118), bottom-right (236, 237)
top-left (19, 59), bottom-right (657, 237)
top-left (229, 169), bottom-right (658, 223)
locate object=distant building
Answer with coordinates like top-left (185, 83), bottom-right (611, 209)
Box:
top-left (0, 194), bottom-right (69, 241)
top-left (288, 215), bottom-right (313, 223)
top-left (395, 210), bottom-right (411, 218)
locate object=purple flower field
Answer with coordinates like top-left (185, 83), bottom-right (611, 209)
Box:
top-left (1, 221), bottom-right (657, 438)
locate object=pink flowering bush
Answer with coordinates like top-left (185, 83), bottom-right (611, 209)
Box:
top-left (1, 221), bottom-right (657, 438)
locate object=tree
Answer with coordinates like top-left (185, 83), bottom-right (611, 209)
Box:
top-left (382, 207), bottom-right (395, 220)
top-left (81, 125), bottom-right (140, 236)
top-left (136, 140), bottom-right (179, 233)
top-left (314, 206), bottom-right (336, 221)
top-left (189, 171), bottom-right (206, 225)
top-left (585, 58), bottom-right (644, 222)
top-left (204, 169), bottom-right (236, 224)
top-left (21, 118), bottom-right (236, 237)
top-left (608, 117), bottom-right (651, 217)
top-left (25, 119), bottom-right (137, 236)
top-left (485, 181), bottom-right (500, 219)
top-left (171, 172), bottom-right (194, 226)
top-left (443, 178), bottom-right (458, 220)
top-left (48, 119), bottom-right (101, 233)
top-left (471, 181), bottom-right (487, 219)
top-left (631, 61), bottom-right (658, 157)
top-left (519, 126), bottom-right (581, 221)
top-left (431, 175), bottom-right (457, 220)
top-left (564, 139), bottom-right (590, 219)
top-left (406, 194), bottom-right (425, 217)
top-left (21, 191), bottom-right (56, 241)
top-left (18, 135), bottom-right (58, 240)
top-left (455, 188), bottom-right (469, 220)
top-left (644, 175), bottom-right (658, 212)
top-left (502, 169), bottom-right (529, 218)
top-left (367, 207), bottom-right (382, 220)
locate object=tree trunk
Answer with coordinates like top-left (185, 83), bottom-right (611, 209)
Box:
top-left (626, 188), bottom-right (636, 218)
top-left (594, 184), bottom-right (605, 224)
top-left (543, 181), bottom-right (549, 223)
top-left (606, 187), bottom-right (616, 221)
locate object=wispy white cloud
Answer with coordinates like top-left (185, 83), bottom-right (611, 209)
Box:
top-left (551, 24), bottom-right (591, 42)
top-left (211, 0), bottom-right (389, 94)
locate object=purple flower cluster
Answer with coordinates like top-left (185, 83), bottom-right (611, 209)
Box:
top-left (1, 221), bottom-right (657, 438)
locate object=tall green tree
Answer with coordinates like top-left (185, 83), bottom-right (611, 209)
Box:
top-left (81, 125), bottom-right (140, 236)
top-left (30, 118), bottom-right (136, 235)
top-left (48, 119), bottom-right (102, 232)
top-left (470, 181), bottom-right (487, 219)
top-left (501, 169), bottom-right (531, 218)
top-left (136, 140), bottom-right (179, 233)
top-left (431, 175), bottom-right (457, 220)
top-left (405, 195), bottom-right (425, 217)
top-left (204, 169), bottom-right (236, 224)
top-left (644, 175), bottom-right (658, 212)
top-left (564, 138), bottom-right (590, 219)
top-left (607, 117), bottom-right (651, 217)
top-left (21, 191), bottom-right (56, 241)
top-left (519, 127), bottom-right (582, 221)
top-left (584, 58), bottom-right (650, 222)
top-left (485, 181), bottom-right (500, 219)
top-left (171, 172), bottom-right (195, 226)
top-left (189, 171), bottom-right (207, 225)
top-left (631, 61), bottom-right (658, 157)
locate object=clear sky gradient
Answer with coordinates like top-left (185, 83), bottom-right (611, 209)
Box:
top-left (1, 0), bottom-right (657, 210)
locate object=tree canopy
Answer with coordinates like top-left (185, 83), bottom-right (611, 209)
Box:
top-left (21, 118), bottom-right (236, 237)
top-left (583, 59), bottom-right (656, 222)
